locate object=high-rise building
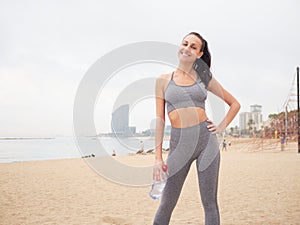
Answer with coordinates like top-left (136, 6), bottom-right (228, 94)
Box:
top-left (239, 105), bottom-right (263, 132)
top-left (111, 104), bottom-right (129, 134)
top-left (250, 104), bottom-right (262, 113)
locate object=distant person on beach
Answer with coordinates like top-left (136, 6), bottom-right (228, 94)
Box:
top-left (222, 139), bottom-right (227, 151)
top-left (153, 32), bottom-right (240, 225)
top-left (280, 136), bottom-right (285, 151)
top-left (112, 150), bottom-right (116, 156)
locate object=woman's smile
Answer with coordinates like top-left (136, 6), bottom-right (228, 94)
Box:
top-left (181, 51), bottom-right (191, 57)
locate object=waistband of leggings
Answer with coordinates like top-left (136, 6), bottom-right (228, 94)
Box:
top-left (170, 120), bottom-right (209, 131)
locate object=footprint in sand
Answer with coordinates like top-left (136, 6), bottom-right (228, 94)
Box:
top-left (97, 216), bottom-right (133, 225)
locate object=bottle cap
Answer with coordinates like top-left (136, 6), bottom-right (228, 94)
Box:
top-left (162, 164), bottom-right (168, 172)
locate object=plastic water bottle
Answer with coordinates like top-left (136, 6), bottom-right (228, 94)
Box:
top-left (149, 165), bottom-right (168, 200)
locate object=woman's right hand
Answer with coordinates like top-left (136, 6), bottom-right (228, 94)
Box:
top-left (153, 160), bottom-right (168, 182)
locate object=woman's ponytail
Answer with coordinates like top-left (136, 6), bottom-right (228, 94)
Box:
top-left (187, 32), bottom-right (212, 88)
top-left (187, 32), bottom-right (211, 68)
top-left (200, 39), bottom-right (211, 68)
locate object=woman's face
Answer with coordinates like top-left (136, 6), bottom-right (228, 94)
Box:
top-left (178, 34), bottom-right (203, 63)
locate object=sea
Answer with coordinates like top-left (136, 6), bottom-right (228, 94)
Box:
top-left (0, 136), bottom-right (170, 163)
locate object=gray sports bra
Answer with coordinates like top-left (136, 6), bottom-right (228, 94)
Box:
top-left (164, 71), bottom-right (207, 114)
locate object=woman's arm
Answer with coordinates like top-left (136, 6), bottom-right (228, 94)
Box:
top-left (154, 75), bottom-right (166, 162)
top-left (207, 77), bottom-right (241, 133)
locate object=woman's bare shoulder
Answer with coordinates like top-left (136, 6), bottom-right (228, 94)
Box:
top-left (156, 73), bottom-right (172, 83)
top-left (156, 73), bottom-right (172, 90)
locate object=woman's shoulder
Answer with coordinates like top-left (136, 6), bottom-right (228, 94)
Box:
top-left (157, 73), bottom-right (171, 80)
top-left (156, 73), bottom-right (172, 93)
top-left (156, 73), bottom-right (172, 85)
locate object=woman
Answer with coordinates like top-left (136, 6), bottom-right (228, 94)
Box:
top-left (153, 32), bottom-right (240, 225)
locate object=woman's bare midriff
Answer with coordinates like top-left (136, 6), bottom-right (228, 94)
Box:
top-left (168, 107), bottom-right (208, 128)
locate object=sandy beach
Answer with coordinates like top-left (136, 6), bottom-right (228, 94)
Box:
top-left (1, 139), bottom-right (300, 225)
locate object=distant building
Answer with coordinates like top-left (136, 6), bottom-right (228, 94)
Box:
top-left (250, 104), bottom-right (262, 113)
top-left (111, 104), bottom-right (129, 134)
top-left (239, 104), bottom-right (263, 132)
top-left (128, 126), bottom-right (136, 135)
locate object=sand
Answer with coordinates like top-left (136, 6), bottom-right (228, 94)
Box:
top-left (1, 139), bottom-right (300, 225)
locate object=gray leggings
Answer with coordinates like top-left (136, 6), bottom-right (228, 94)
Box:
top-left (153, 121), bottom-right (220, 225)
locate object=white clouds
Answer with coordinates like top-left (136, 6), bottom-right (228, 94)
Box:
top-left (0, 69), bottom-right (77, 136)
top-left (0, 0), bottom-right (299, 135)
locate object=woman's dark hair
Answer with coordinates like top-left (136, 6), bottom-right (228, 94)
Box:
top-left (186, 32), bottom-right (212, 88)
top-left (187, 32), bottom-right (211, 68)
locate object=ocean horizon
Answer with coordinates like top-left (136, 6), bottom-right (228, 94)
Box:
top-left (0, 136), bottom-right (170, 163)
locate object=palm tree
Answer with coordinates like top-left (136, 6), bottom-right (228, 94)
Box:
top-left (234, 125), bottom-right (239, 136)
top-left (247, 119), bottom-right (255, 136)
top-left (230, 127), bottom-right (234, 136)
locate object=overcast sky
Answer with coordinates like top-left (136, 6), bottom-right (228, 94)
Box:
top-left (0, 0), bottom-right (299, 136)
